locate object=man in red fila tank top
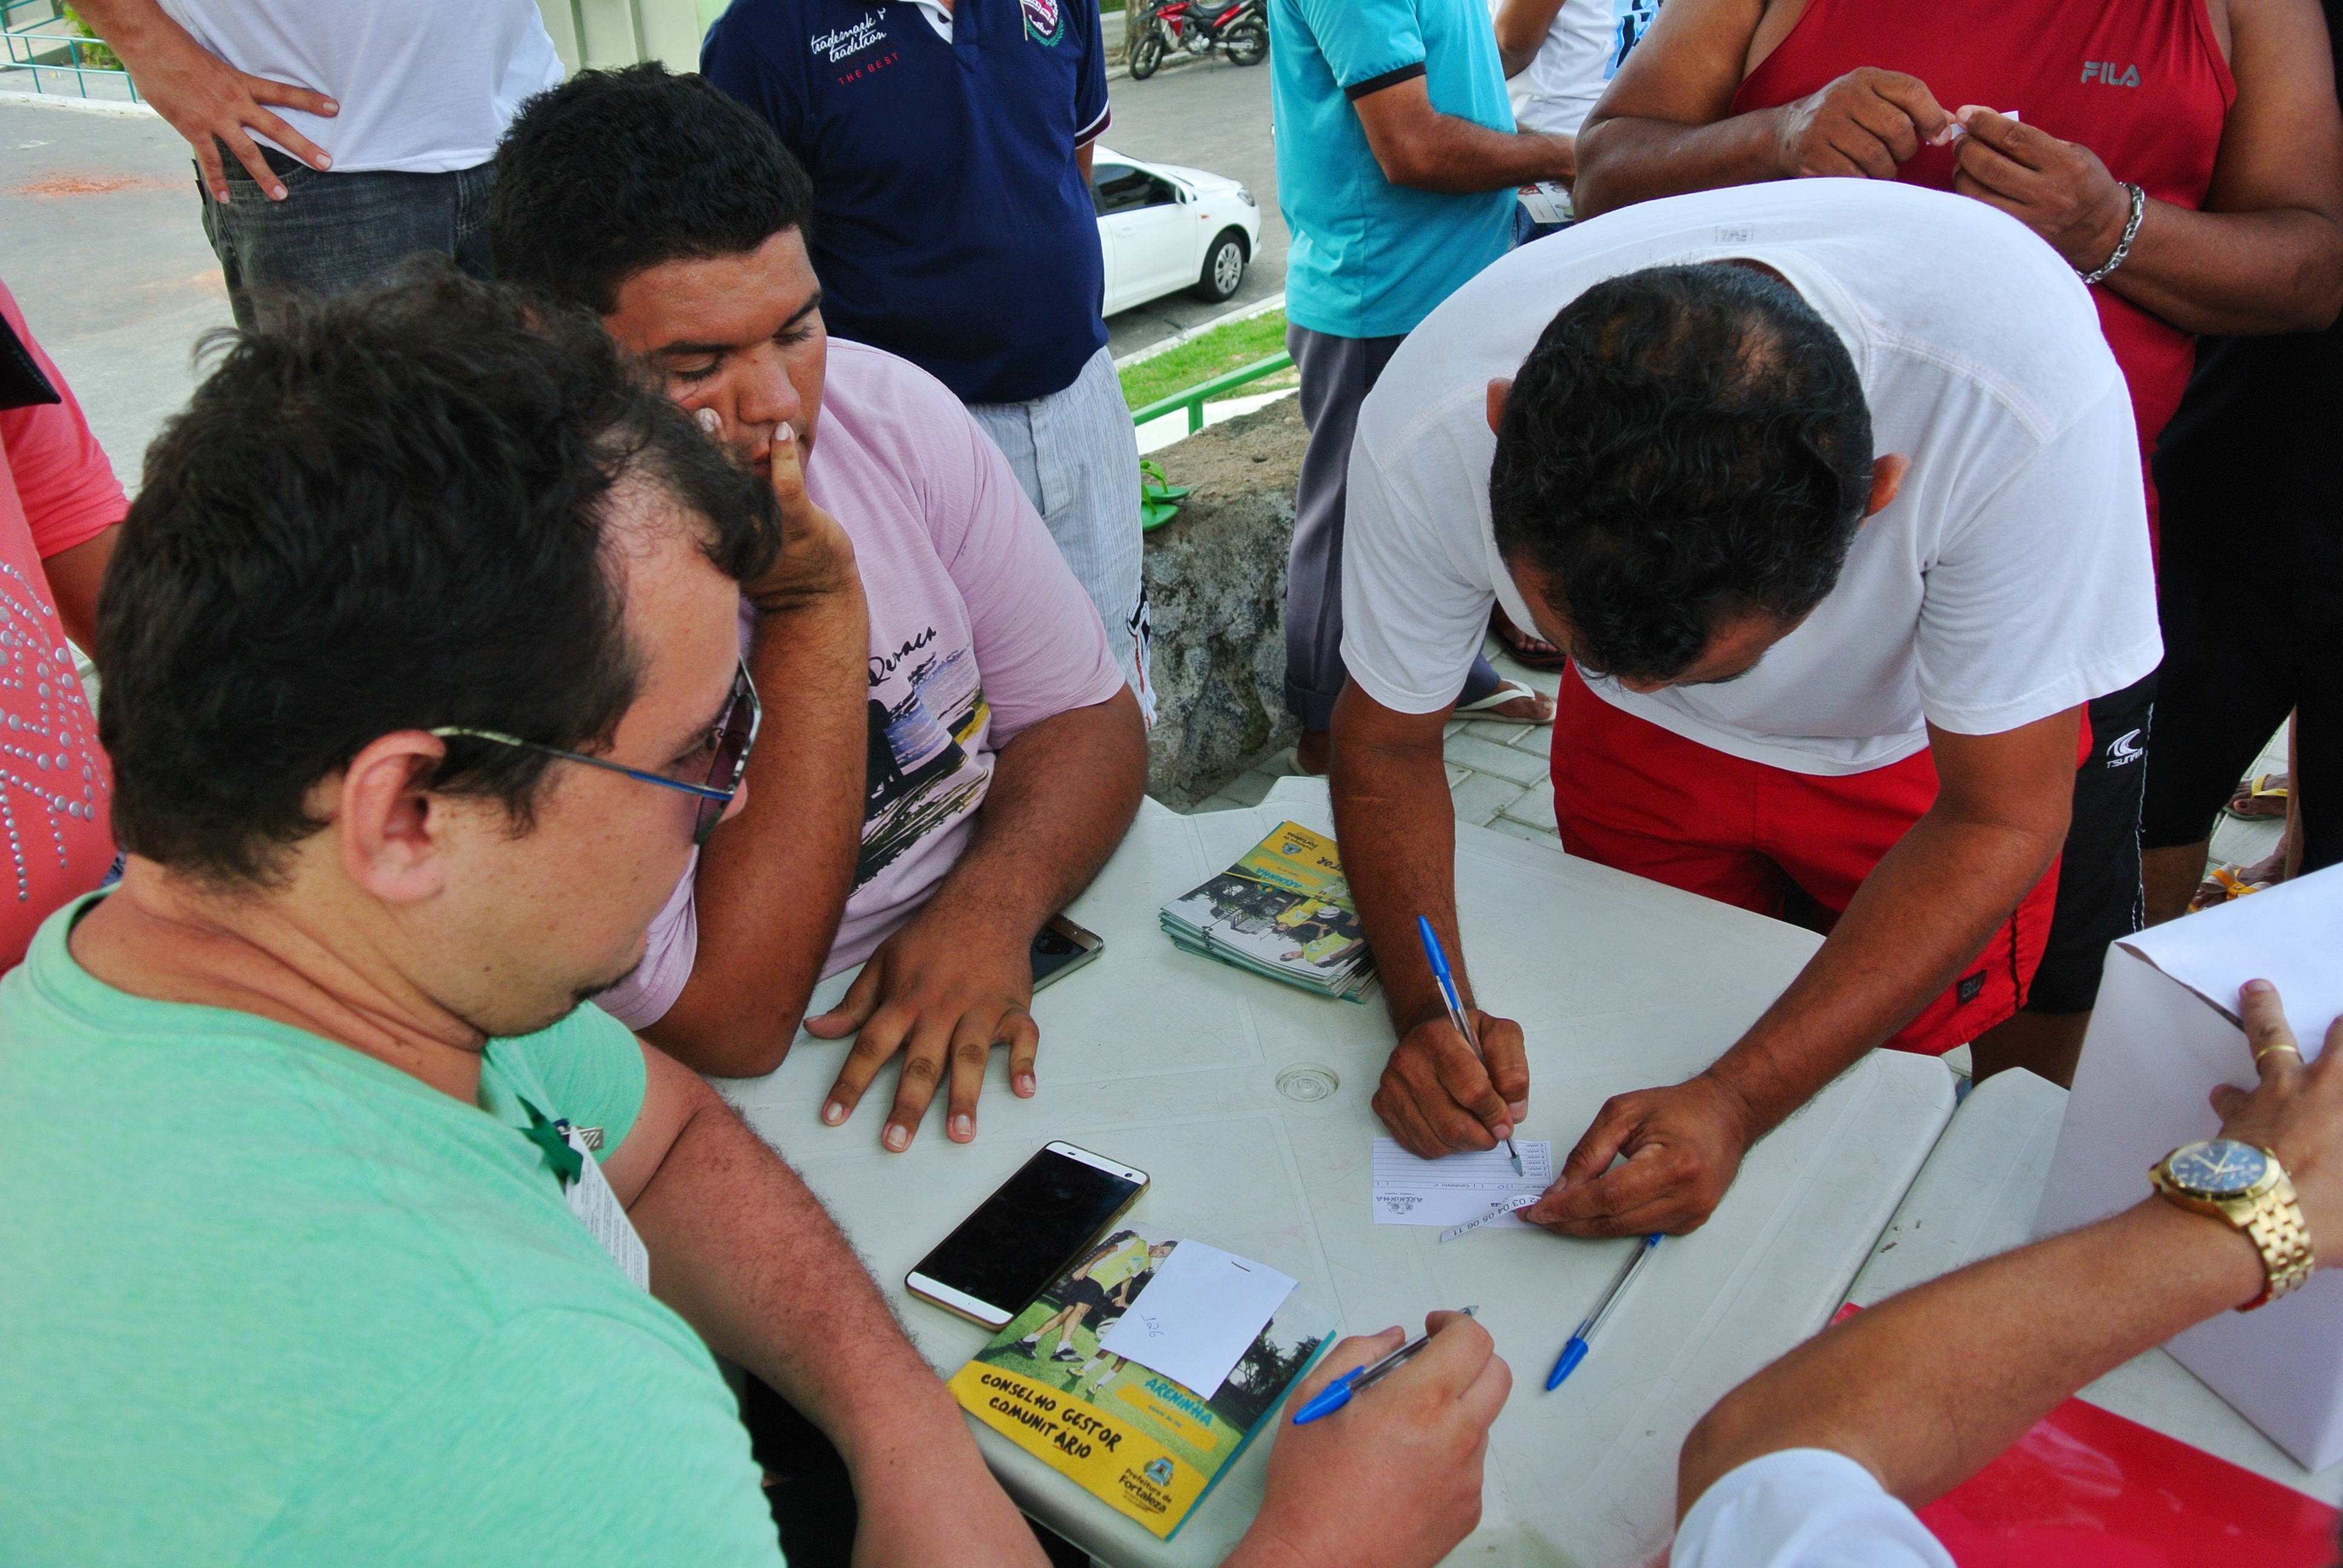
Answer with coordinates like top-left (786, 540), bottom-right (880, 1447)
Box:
top-left (1562, 0), bottom-right (2343, 1088)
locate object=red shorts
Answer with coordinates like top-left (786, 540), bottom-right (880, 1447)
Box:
top-left (1548, 665), bottom-right (2065, 1054)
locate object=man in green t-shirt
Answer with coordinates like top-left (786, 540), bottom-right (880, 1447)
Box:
top-left (0, 269), bottom-right (1510, 1567)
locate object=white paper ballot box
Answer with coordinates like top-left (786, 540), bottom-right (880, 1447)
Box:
top-left (2034, 864), bottom-right (2343, 1469)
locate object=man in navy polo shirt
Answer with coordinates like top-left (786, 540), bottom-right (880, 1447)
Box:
top-left (1272, 0), bottom-right (1578, 770)
top-left (703, 0), bottom-right (1154, 722)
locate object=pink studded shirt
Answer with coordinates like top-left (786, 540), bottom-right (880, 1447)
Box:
top-left (0, 282), bottom-right (124, 969)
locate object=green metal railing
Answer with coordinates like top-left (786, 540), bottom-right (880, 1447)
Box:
top-left (1, 1), bottom-right (138, 102)
top-left (1130, 350), bottom-right (1293, 435)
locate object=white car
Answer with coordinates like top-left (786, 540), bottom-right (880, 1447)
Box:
top-left (1089, 145), bottom-right (1262, 316)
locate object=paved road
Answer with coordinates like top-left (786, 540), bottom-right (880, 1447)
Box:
top-left (1099, 55), bottom-right (1280, 359)
top-left (1, 54), bottom-right (1281, 478)
top-left (1, 99), bottom-right (232, 482)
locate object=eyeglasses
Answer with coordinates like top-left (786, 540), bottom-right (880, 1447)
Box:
top-left (431, 661), bottom-right (761, 845)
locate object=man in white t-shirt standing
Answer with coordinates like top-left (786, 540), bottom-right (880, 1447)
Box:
top-left (1335, 180), bottom-right (2159, 1235)
top-left (75, 0), bottom-right (562, 328)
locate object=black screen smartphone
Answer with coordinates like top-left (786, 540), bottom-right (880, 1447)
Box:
top-left (904, 1142), bottom-right (1149, 1327)
top-left (1030, 914), bottom-right (1103, 993)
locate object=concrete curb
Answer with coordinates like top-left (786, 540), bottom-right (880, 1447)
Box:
top-left (1114, 291), bottom-right (1285, 369)
top-left (0, 89), bottom-right (157, 117)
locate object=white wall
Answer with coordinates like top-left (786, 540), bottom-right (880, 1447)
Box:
top-left (536, 0), bottom-right (715, 73)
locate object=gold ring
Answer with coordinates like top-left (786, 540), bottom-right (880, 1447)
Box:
top-left (2256, 1043), bottom-right (2304, 1062)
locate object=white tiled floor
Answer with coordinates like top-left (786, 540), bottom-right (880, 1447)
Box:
top-left (1177, 635), bottom-right (1564, 846)
top-left (1171, 639), bottom-right (2295, 911)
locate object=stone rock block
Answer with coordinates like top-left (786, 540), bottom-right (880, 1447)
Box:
top-left (1141, 394), bottom-right (1305, 808)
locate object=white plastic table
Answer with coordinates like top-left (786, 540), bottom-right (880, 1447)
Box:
top-left (1844, 1066), bottom-right (2343, 1508)
top-left (719, 780), bottom-right (1956, 1567)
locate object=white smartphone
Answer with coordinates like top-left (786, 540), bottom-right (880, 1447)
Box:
top-left (905, 1141), bottom-right (1150, 1328)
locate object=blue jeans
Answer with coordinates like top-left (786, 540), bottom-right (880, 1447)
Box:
top-left (1512, 205), bottom-right (1573, 247)
top-left (197, 147), bottom-right (495, 330)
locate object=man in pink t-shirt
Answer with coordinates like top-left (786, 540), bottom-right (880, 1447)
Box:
top-left (0, 281), bottom-right (126, 969)
top-left (489, 67), bottom-right (1148, 1152)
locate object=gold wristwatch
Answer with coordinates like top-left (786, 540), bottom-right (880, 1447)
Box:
top-left (2151, 1138), bottom-right (2316, 1310)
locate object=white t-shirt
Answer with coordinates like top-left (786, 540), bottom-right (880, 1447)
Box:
top-left (1340, 180), bottom-right (2161, 776)
top-left (156, 1), bottom-right (563, 174)
top-left (1673, 1449), bottom-right (1955, 1567)
top-left (1495, 0), bottom-right (1614, 137)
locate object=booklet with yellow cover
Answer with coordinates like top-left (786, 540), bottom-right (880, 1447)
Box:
top-left (1158, 820), bottom-right (1377, 1001)
top-left (948, 1224), bottom-right (1336, 1540)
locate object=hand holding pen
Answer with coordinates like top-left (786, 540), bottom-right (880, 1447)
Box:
top-left (1370, 916), bottom-right (1532, 1162)
top-left (1415, 918), bottom-right (1522, 1177)
top-left (1258, 1313), bottom-right (1510, 1567)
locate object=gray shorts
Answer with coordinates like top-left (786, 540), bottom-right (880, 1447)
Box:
top-left (969, 344), bottom-right (1153, 723)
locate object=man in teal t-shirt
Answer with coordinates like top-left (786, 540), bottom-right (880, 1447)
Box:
top-left (1269, 0), bottom-right (1576, 769)
top-left (0, 274), bottom-right (1046, 1567)
top-left (0, 264), bottom-right (1522, 1568)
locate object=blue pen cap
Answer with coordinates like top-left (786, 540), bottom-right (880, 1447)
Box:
top-left (1545, 1338), bottom-right (1588, 1391)
top-left (1415, 915), bottom-right (1452, 978)
top-left (1291, 1367), bottom-right (1361, 1425)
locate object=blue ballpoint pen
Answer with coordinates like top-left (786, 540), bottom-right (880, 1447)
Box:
top-left (1415, 916), bottom-right (1522, 1177)
top-left (1546, 1233), bottom-right (1661, 1390)
top-left (1291, 1307), bottom-right (1478, 1425)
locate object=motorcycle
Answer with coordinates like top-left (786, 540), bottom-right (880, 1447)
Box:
top-left (1124, 0), bottom-right (1267, 80)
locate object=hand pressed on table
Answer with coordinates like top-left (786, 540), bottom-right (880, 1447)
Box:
top-left (809, 907), bottom-right (1040, 1151)
top-left (1228, 1312), bottom-right (1509, 1568)
top-left (1950, 106), bottom-right (2136, 273)
top-left (1525, 1074), bottom-right (1755, 1238)
top-left (1767, 67), bottom-right (1952, 181)
top-left (1372, 1008), bottom-right (1529, 1158)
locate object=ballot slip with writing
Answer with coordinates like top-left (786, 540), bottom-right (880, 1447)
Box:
top-left (1158, 820), bottom-right (1377, 1001)
top-left (1372, 1138), bottom-right (1556, 1232)
top-left (948, 1223), bottom-right (1335, 1540)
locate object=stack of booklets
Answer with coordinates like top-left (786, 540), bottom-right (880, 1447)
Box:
top-left (1158, 820), bottom-right (1377, 1001)
top-left (949, 1224), bottom-right (1335, 1541)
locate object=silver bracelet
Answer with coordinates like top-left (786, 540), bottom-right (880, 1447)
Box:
top-left (2079, 183), bottom-right (2146, 285)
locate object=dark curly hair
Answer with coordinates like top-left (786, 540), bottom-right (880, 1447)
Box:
top-left (1488, 263), bottom-right (1873, 684)
top-left (97, 264), bottom-right (782, 887)
top-left (490, 62), bottom-right (816, 315)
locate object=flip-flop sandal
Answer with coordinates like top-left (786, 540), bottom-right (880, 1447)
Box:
top-left (2224, 773), bottom-right (2290, 820)
top-left (2190, 861), bottom-right (2278, 911)
top-left (1489, 605), bottom-right (1568, 671)
top-left (1456, 678), bottom-right (1555, 724)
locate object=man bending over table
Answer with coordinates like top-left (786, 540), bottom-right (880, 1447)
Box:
top-left (490, 67), bottom-right (1148, 1149)
top-left (0, 272), bottom-right (1507, 1567)
top-left (1673, 979), bottom-right (2342, 1563)
top-left (1334, 180), bottom-right (2160, 1235)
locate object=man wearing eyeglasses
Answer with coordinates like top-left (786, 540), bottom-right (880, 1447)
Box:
top-left (490, 67), bottom-right (1149, 1152)
top-left (0, 264), bottom-right (1516, 1568)
top-left (0, 269), bottom-right (1049, 1563)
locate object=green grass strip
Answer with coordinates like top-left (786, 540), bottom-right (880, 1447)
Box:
top-left (1119, 309), bottom-right (1296, 412)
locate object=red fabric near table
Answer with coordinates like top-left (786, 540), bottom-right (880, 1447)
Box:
top-left (1826, 1302), bottom-right (2341, 1564)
